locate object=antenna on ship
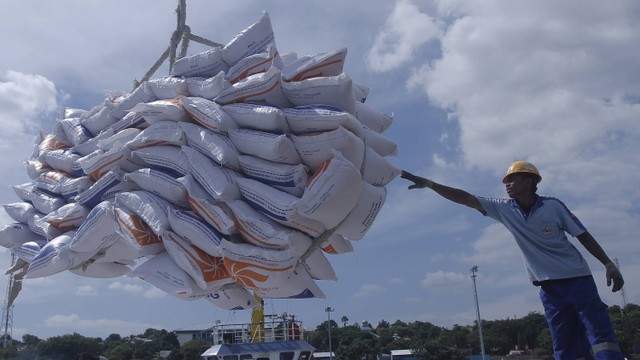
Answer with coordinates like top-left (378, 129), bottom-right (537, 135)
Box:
top-left (1, 254), bottom-right (17, 348)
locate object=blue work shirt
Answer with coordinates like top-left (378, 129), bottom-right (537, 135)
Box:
top-left (477, 194), bottom-right (592, 282)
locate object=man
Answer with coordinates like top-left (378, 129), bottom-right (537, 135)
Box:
top-left (401, 161), bottom-right (625, 360)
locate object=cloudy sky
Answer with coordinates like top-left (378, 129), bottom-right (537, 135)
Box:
top-left (1, 0), bottom-right (639, 341)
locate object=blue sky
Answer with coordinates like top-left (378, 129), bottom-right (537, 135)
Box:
top-left (1, 0), bottom-right (638, 340)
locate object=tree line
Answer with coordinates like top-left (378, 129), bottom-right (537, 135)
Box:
top-left (0, 304), bottom-right (638, 360)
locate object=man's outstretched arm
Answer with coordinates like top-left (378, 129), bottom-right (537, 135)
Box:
top-left (401, 170), bottom-right (485, 213)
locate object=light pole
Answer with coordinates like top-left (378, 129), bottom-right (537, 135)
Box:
top-left (470, 265), bottom-right (486, 360)
top-left (325, 307), bottom-right (334, 360)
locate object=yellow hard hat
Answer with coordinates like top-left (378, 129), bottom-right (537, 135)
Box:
top-left (502, 161), bottom-right (541, 184)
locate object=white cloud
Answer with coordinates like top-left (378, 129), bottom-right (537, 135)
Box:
top-left (352, 284), bottom-right (385, 298)
top-left (420, 270), bottom-right (467, 289)
top-left (408, 1), bottom-right (640, 184)
top-left (75, 285), bottom-right (97, 296)
top-left (367, 0), bottom-right (442, 72)
top-left (144, 287), bottom-right (166, 299)
top-left (0, 71), bottom-right (58, 188)
top-left (108, 281), bottom-right (144, 294)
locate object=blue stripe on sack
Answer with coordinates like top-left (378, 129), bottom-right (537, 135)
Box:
top-left (285, 288), bottom-right (316, 299)
top-left (245, 174), bottom-right (296, 188)
top-left (243, 198), bottom-right (288, 221)
top-left (149, 165), bottom-right (186, 178)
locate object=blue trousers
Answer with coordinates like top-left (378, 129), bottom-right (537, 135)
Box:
top-left (538, 276), bottom-right (623, 360)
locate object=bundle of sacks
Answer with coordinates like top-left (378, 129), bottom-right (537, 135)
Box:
top-left (0, 12), bottom-right (400, 311)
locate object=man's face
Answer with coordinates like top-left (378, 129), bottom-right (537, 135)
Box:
top-left (504, 174), bottom-right (531, 198)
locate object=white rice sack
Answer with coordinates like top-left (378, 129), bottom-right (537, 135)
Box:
top-left (182, 146), bottom-right (241, 202)
top-left (281, 47), bottom-right (347, 82)
top-left (109, 111), bottom-right (149, 133)
top-left (300, 250), bottom-right (337, 280)
top-left (335, 182), bottom-right (387, 240)
top-left (34, 170), bottom-right (72, 195)
top-left (185, 72), bottom-right (229, 99)
top-left (26, 231), bottom-right (94, 279)
top-left (236, 177), bottom-right (295, 223)
top-left (352, 82), bottom-right (370, 103)
top-left (73, 128), bottom-right (116, 156)
top-left (321, 234), bottom-right (354, 254)
top-left (280, 51), bottom-right (298, 67)
top-left (284, 105), bottom-right (364, 138)
top-left (11, 240), bottom-right (45, 263)
top-left (78, 145), bottom-right (139, 181)
top-left (129, 252), bottom-right (209, 300)
top-left (109, 82), bottom-right (157, 120)
top-left (91, 237), bottom-right (139, 264)
top-left (227, 200), bottom-right (311, 250)
top-left (124, 168), bottom-right (188, 207)
top-left (0, 223), bottom-right (41, 248)
top-left (24, 159), bottom-right (51, 180)
top-left (254, 264), bottom-right (325, 299)
top-left (221, 12), bottom-right (284, 69)
top-left (80, 105), bottom-right (118, 136)
top-left (282, 73), bottom-right (356, 114)
top-left (70, 262), bottom-right (131, 278)
top-left (354, 101), bottom-right (393, 133)
top-left (298, 152), bottom-right (363, 229)
top-left (236, 178), bottom-right (324, 237)
top-left (62, 107), bottom-right (86, 118)
top-left (3, 203), bottom-right (37, 224)
top-left (130, 145), bottom-right (190, 177)
top-left (42, 202), bottom-right (90, 232)
top-left (181, 175), bottom-right (237, 235)
top-left (171, 47), bottom-right (229, 78)
top-left (37, 132), bottom-right (69, 154)
top-left (225, 43), bottom-right (279, 84)
top-left (205, 286), bottom-right (259, 310)
top-left (222, 102), bottom-right (289, 134)
top-left (50, 122), bottom-right (71, 147)
top-left (69, 201), bottom-right (120, 253)
top-left (59, 117), bottom-right (93, 146)
top-left (237, 154), bottom-right (308, 197)
top-left (167, 208), bottom-right (226, 257)
top-left (179, 96), bottom-right (238, 134)
top-left (147, 77), bottom-right (188, 99)
top-left (28, 214), bottom-right (63, 240)
top-left (60, 176), bottom-right (94, 202)
top-left (220, 239), bottom-right (298, 292)
top-left (363, 127), bottom-right (398, 157)
top-left (115, 191), bottom-right (172, 236)
top-left (114, 206), bottom-right (163, 256)
top-left (39, 149), bottom-right (81, 175)
top-left (126, 120), bottom-right (186, 150)
top-left (75, 168), bottom-right (139, 208)
top-left (215, 67), bottom-right (291, 108)
top-left (12, 183), bottom-right (65, 214)
top-left (361, 147), bottom-right (401, 187)
top-left (180, 122), bottom-right (240, 170)
top-left (162, 230), bottom-right (234, 290)
top-left (98, 128), bottom-right (142, 151)
top-left (128, 99), bottom-right (190, 125)
top-left (291, 126), bottom-right (364, 172)
top-left (229, 128), bottom-right (301, 165)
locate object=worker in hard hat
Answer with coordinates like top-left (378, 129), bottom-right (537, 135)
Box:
top-left (401, 161), bottom-right (625, 360)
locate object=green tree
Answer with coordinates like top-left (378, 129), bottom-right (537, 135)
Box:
top-left (36, 333), bottom-right (102, 360)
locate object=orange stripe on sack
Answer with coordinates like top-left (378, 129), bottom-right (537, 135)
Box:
top-left (89, 155), bottom-right (124, 181)
top-left (306, 158), bottom-right (331, 189)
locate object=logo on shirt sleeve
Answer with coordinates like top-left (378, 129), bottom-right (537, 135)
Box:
top-left (542, 225), bottom-right (552, 237)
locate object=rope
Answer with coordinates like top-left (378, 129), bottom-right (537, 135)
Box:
top-left (132, 0), bottom-right (223, 91)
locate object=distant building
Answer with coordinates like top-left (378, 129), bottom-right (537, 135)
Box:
top-left (173, 323), bottom-right (213, 346)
